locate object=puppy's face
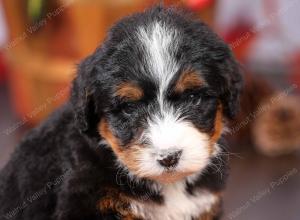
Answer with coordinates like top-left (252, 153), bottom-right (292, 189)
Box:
top-left (73, 8), bottom-right (242, 184)
top-left (99, 70), bottom-right (222, 183)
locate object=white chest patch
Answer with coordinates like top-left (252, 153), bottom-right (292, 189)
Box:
top-left (130, 182), bottom-right (218, 220)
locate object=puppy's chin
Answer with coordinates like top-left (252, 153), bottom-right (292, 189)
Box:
top-left (147, 171), bottom-right (196, 184)
top-left (126, 157), bottom-right (210, 184)
top-left (112, 149), bottom-right (209, 184)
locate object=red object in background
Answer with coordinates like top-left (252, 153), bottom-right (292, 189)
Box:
top-left (223, 23), bottom-right (256, 62)
top-left (290, 53), bottom-right (300, 91)
top-left (186, 0), bottom-right (214, 10)
top-left (0, 53), bottom-right (7, 83)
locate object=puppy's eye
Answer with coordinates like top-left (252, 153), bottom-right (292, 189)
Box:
top-left (189, 94), bottom-right (195, 99)
top-left (121, 102), bottom-right (136, 116)
top-left (188, 94), bottom-right (202, 105)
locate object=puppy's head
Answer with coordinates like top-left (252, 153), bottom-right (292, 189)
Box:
top-left (71, 7), bottom-right (242, 183)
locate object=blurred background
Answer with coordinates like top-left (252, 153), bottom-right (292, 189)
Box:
top-left (0, 0), bottom-right (299, 219)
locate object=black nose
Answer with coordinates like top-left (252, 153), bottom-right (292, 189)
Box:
top-left (158, 150), bottom-right (182, 168)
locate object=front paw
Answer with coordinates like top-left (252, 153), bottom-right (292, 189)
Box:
top-left (98, 189), bottom-right (142, 220)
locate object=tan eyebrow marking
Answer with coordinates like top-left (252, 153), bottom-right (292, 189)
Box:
top-left (115, 82), bottom-right (144, 101)
top-left (175, 71), bottom-right (204, 93)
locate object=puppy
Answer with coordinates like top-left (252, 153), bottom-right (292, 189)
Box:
top-left (0, 6), bottom-right (242, 220)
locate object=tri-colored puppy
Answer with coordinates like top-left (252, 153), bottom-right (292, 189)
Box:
top-left (0, 6), bottom-right (242, 220)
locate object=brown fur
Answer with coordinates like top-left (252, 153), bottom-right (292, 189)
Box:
top-left (149, 171), bottom-right (195, 184)
top-left (198, 212), bottom-right (216, 220)
top-left (98, 188), bottom-right (142, 220)
top-left (209, 104), bottom-right (224, 154)
top-left (115, 82), bottom-right (144, 101)
top-left (175, 71), bottom-right (204, 93)
top-left (197, 195), bottom-right (221, 220)
top-left (98, 119), bottom-right (142, 174)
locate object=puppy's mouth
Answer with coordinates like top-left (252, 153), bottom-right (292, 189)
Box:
top-left (109, 141), bottom-right (205, 184)
top-left (148, 170), bottom-right (195, 184)
top-left (99, 119), bottom-right (212, 184)
top-left (128, 148), bottom-right (200, 184)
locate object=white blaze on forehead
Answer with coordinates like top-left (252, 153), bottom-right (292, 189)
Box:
top-left (136, 22), bottom-right (212, 178)
top-left (137, 21), bottom-right (180, 107)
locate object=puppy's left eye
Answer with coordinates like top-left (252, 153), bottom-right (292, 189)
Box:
top-left (189, 94), bottom-right (195, 99)
top-left (188, 93), bottom-right (202, 105)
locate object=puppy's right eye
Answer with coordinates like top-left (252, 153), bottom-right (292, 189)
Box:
top-left (121, 102), bottom-right (136, 116)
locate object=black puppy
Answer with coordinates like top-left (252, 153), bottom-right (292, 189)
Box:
top-left (0, 6), bottom-right (242, 220)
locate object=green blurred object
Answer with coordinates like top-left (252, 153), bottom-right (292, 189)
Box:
top-left (27, 0), bottom-right (45, 21)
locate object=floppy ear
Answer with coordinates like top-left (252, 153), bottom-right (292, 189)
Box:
top-left (220, 57), bottom-right (243, 119)
top-left (70, 55), bottom-right (101, 136)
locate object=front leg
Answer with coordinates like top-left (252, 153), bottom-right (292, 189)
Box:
top-left (98, 188), bottom-right (142, 220)
top-left (53, 168), bottom-right (102, 220)
top-left (197, 213), bottom-right (220, 220)
top-left (196, 199), bottom-right (222, 220)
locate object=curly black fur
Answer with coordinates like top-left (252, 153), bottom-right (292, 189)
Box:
top-left (0, 6), bottom-right (242, 220)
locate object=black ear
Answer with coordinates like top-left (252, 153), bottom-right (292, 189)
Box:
top-left (70, 55), bottom-right (101, 136)
top-left (220, 57), bottom-right (243, 119)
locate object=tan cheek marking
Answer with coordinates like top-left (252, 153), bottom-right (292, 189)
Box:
top-left (115, 82), bottom-right (143, 101)
top-left (99, 118), bottom-right (120, 152)
top-left (98, 119), bottom-right (142, 174)
top-left (175, 71), bottom-right (204, 93)
top-left (209, 104), bottom-right (224, 154)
